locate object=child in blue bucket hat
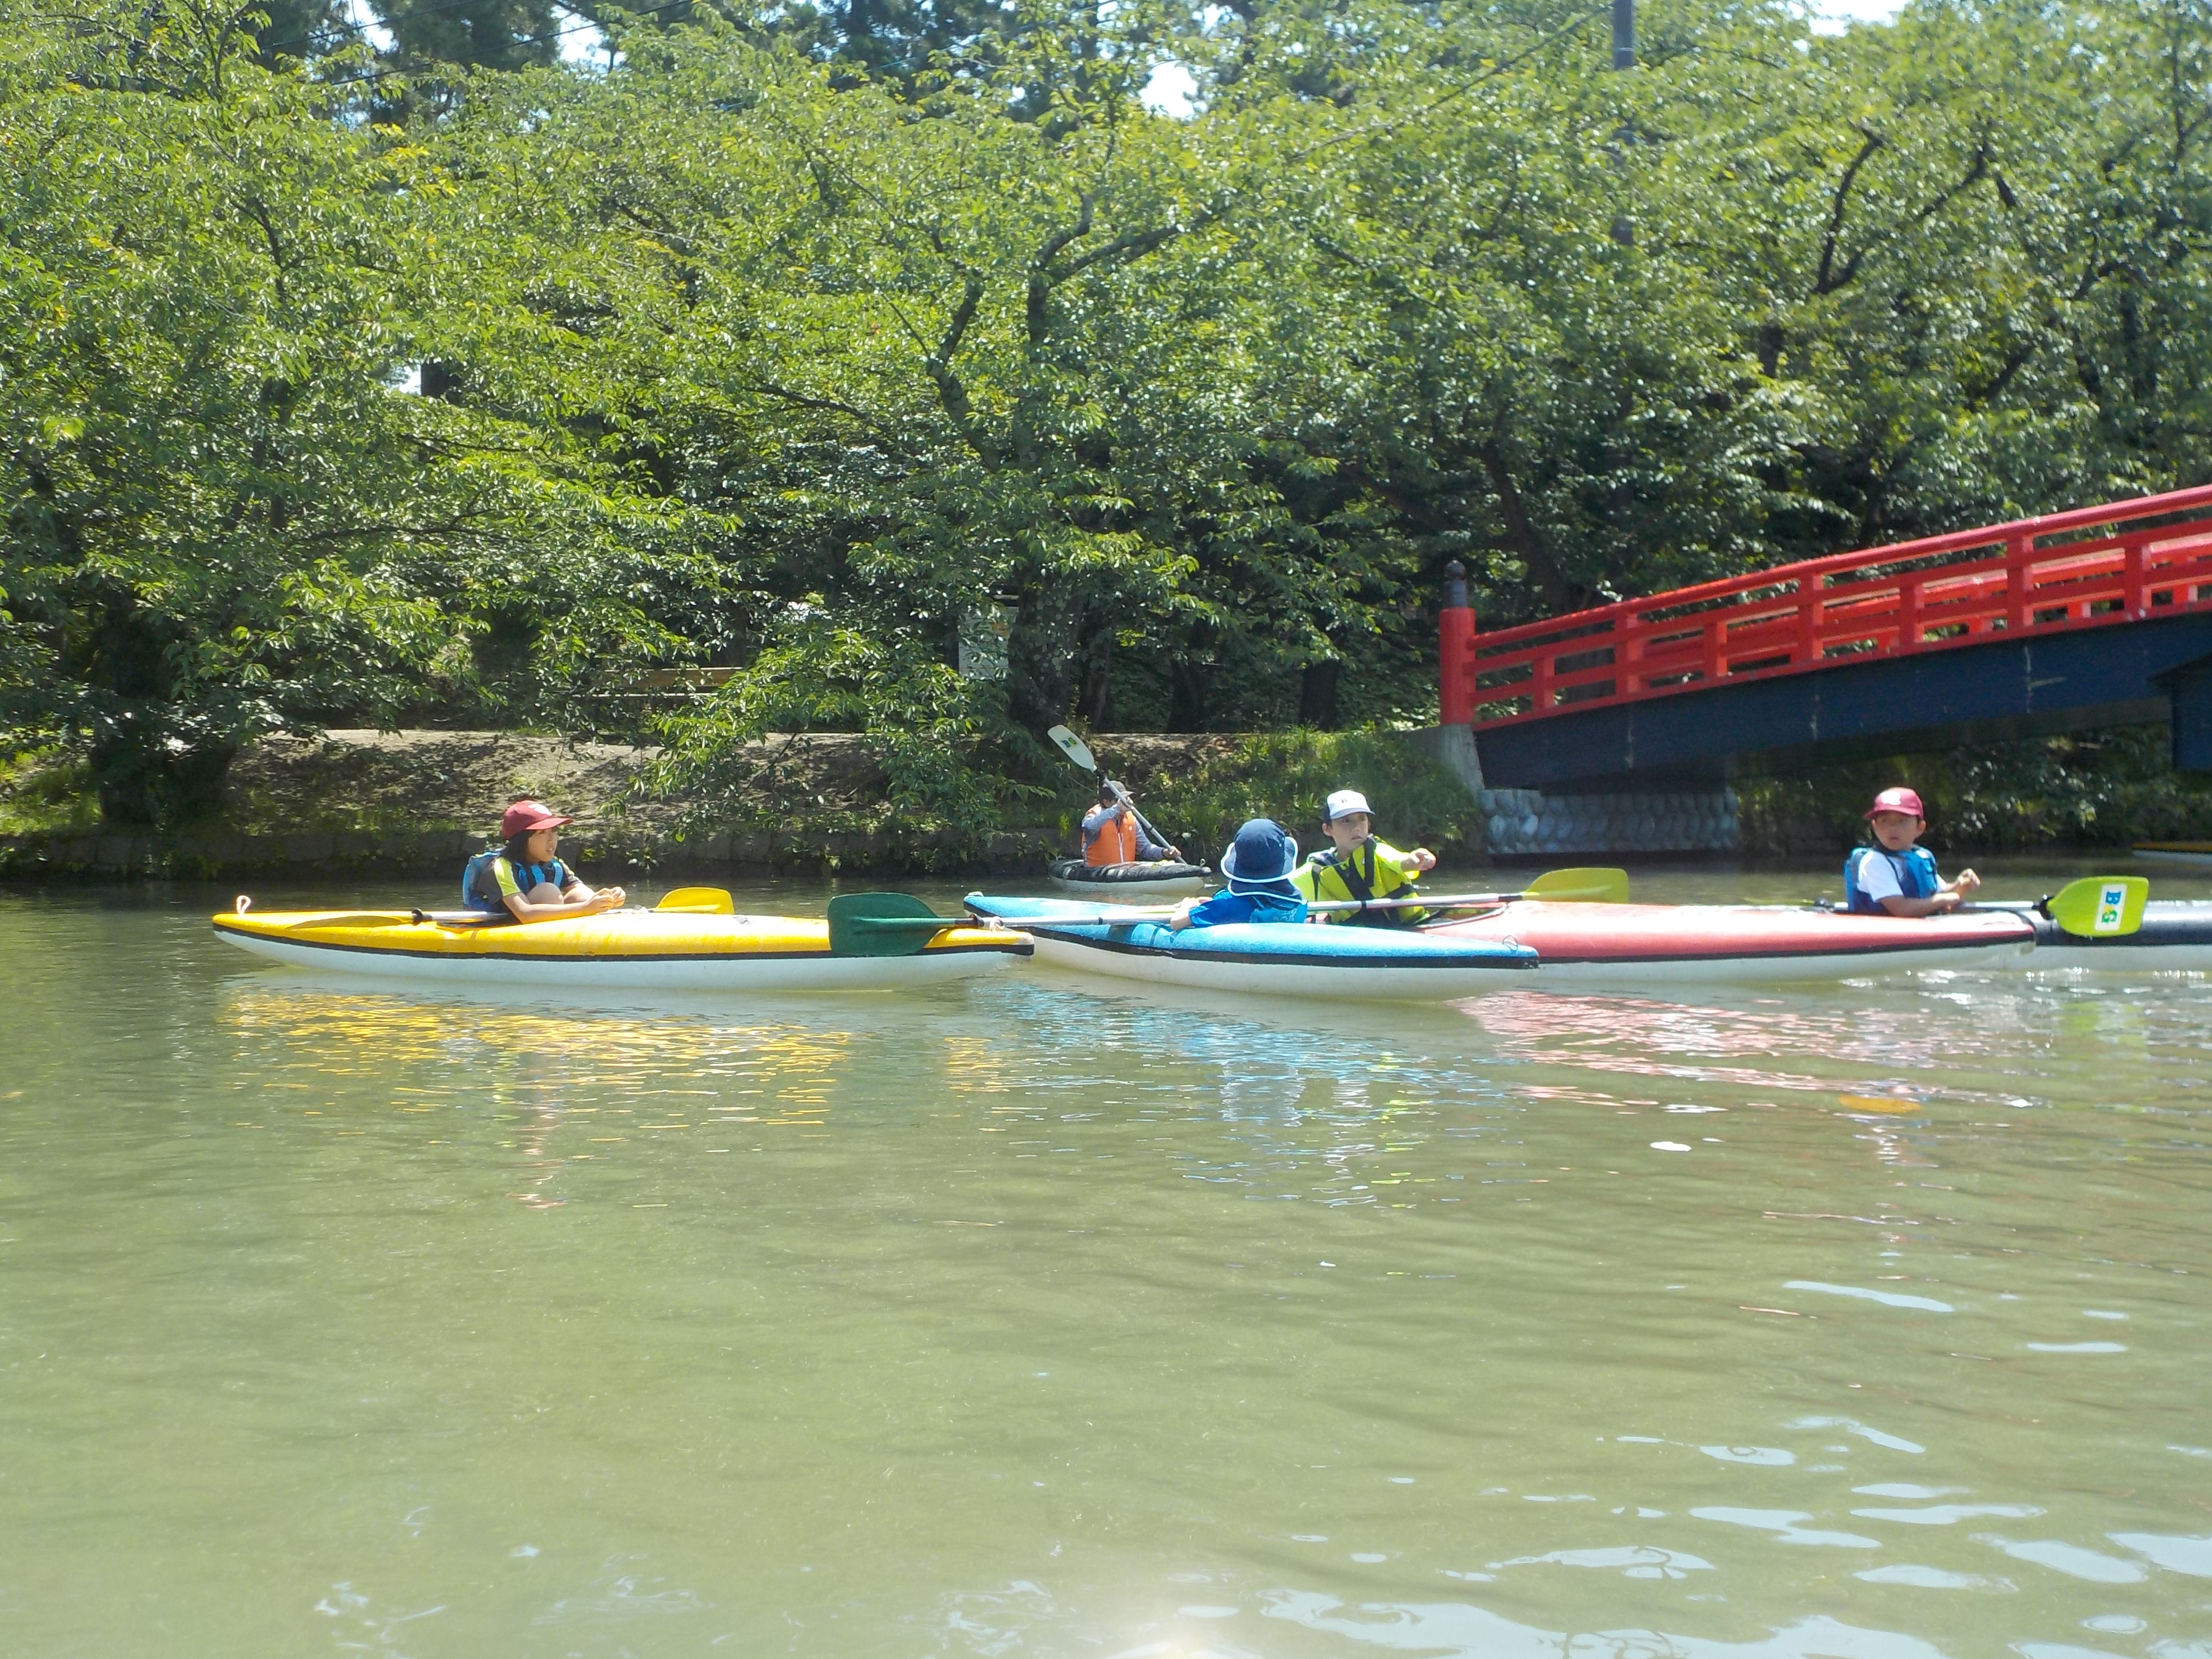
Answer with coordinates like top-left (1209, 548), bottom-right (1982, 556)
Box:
top-left (1168, 818), bottom-right (1311, 930)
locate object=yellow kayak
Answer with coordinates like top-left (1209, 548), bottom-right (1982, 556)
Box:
top-left (212, 890), bottom-right (1029, 991)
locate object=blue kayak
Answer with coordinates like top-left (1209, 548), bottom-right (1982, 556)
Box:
top-left (965, 894), bottom-right (1538, 1000)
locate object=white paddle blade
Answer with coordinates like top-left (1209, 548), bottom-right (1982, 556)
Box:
top-left (1045, 724), bottom-right (1098, 773)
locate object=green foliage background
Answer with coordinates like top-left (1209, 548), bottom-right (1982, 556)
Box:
top-left (9, 0), bottom-right (2212, 840)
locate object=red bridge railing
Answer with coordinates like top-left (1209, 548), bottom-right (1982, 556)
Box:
top-left (1439, 483), bottom-right (2212, 728)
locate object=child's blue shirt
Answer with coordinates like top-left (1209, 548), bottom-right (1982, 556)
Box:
top-left (1182, 890), bottom-right (1309, 927)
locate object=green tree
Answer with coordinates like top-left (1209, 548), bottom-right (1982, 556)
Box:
top-left (0, 3), bottom-right (702, 823)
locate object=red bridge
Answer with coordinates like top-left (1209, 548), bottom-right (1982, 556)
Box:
top-left (1439, 483), bottom-right (2212, 790)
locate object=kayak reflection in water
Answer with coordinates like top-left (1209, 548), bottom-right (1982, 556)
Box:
top-left (461, 799), bottom-right (627, 923)
top-left (1168, 819), bottom-right (1310, 931)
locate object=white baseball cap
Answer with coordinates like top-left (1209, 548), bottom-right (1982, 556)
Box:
top-left (1323, 789), bottom-right (1372, 823)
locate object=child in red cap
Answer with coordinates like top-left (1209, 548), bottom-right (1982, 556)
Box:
top-left (1844, 786), bottom-right (1980, 916)
top-left (462, 799), bottom-right (626, 921)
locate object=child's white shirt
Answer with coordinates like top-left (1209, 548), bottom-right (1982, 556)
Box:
top-left (1854, 850), bottom-right (1907, 902)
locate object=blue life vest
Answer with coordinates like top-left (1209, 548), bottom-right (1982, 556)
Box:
top-left (1845, 845), bottom-right (1939, 914)
top-left (462, 849), bottom-right (569, 914)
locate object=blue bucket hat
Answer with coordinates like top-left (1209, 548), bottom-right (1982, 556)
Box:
top-left (1220, 817), bottom-right (1299, 895)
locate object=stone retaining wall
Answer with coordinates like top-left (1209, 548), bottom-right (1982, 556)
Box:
top-left (1477, 786), bottom-right (1741, 859)
top-left (0, 824), bottom-right (1064, 880)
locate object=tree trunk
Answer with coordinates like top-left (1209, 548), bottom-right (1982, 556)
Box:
top-left (1007, 584), bottom-right (1083, 735)
top-left (1298, 659), bottom-right (1342, 730)
top-left (1168, 654), bottom-right (1211, 732)
top-left (1078, 630), bottom-right (1114, 730)
top-left (1477, 439), bottom-right (1575, 615)
top-left (82, 588), bottom-right (238, 826)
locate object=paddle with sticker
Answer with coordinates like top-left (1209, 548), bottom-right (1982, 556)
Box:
top-left (825, 868), bottom-right (1630, 956)
top-left (1973, 875), bottom-right (2150, 938)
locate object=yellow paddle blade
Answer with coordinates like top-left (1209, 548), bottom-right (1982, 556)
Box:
top-left (1523, 866), bottom-right (1630, 903)
top-left (656, 886), bottom-right (735, 915)
top-left (2045, 875), bottom-right (2148, 938)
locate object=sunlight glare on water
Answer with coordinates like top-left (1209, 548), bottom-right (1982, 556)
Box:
top-left (0, 867), bottom-right (2208, 1657)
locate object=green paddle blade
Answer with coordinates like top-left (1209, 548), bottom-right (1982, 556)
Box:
top-left (1524, 866), bottom-right (1630, 903)
top-left (826, 891), bottom-right (958, 957)
top-left (2045, 875), bottom-right (2149, 938)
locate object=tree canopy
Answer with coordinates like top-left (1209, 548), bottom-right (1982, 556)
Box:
top-left (6, 0), bottom-right (2212, 825)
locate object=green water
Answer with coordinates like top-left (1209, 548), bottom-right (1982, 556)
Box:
top-left (3, 865), bottom-right (2209, 1658)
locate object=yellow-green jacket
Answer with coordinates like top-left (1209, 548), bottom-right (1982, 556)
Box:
top-left (1293, 838), bottom-right (1426, 925)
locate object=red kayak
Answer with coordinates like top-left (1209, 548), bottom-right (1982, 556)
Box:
top-left (1427, 901), bottom-right (2038, 984)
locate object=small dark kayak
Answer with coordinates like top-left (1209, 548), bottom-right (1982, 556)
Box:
top-left (1048, 857), bottom-right (1210, 896)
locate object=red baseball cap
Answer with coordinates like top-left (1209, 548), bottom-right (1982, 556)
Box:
top-left (1865, 786), bottom-right (1925, 820)
top-left (501, 799), bottom-right (572, 837)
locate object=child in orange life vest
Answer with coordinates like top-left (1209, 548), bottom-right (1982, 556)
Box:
top-left (1080, 780), bottom-right (1182, 866)
top-left (1845, 786), bottom-right (1980, 916)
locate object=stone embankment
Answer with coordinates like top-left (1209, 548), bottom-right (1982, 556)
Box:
top-left (0, 728), bottom-right (1077, 879)
top-left (0, 726), bottom-right (1764, 880)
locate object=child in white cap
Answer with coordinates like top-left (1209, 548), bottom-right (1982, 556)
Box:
top-left (1293, 789), bottom-right (1437, 926)
top-left (1845, 786), bottom-right (1980, 916)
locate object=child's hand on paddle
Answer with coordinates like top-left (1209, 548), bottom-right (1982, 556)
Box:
top-left (1954, 869), bottom-right (1981, 896)
top-left (1409, 848), bottom-right (1437, 873)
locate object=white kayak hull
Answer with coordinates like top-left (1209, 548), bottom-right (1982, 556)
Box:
top-left (1016, 931), bottom-right (1523, 999)
top-left (2027, 902), bottom-right (2212, 969)
top-left (1499, 941), bottom-right (2039, 985)
top-left (214, 912), bottom-right (1023, 992)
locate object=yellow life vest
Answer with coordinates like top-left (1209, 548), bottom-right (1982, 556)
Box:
top-left (1293, 839), bottom-right (1426, 925)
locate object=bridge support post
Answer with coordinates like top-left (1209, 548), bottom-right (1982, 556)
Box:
top-left (1438, 562), bottom-right (1477, 726)
top-left (2160, 655), bottom-right (2212, 773)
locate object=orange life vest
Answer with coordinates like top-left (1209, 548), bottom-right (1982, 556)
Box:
top-left (1086, 812), bottom-right (1138, 866)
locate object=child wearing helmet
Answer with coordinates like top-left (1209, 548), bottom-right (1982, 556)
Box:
top-left (462, 800), bottom-right (627, 922)
top-left (1168, 819), bottom-right (1309, 929)
top-left (1293, 789), bottom-right (1437, 926)
top-left (1845, 786), bottom-right (1980, 917)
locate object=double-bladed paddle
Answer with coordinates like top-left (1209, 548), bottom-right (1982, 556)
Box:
top-left (1972, 874), bottom-right (2149, 938)
top-left (825, 867), bottom-right (1629, 956)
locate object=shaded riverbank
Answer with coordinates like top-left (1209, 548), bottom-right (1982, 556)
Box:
top-left (0, 727), bottom-right (1479, 881)
top-left (6, 720), bottom-right (2212, 881)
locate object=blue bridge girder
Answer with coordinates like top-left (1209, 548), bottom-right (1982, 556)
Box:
top-left (1470, 611), bottom-right (2212, 792)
